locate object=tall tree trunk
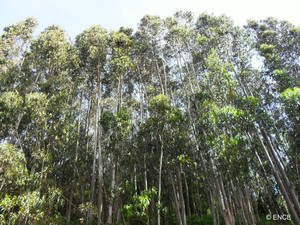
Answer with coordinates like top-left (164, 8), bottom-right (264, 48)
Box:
top-left (134, 163), bottom-right (137, 192)
top-left (155, 58), bottom-right (165, 95)
top-left (88, 102), bottom-right (98, 222)
top-left (254, 127), bottom-right (300, 224)
top-left (216, 177), bottom-right (235, 225)
top-left (67, 98), bottom-right (82, 224)
top-left (107, 160), bottom-right (116, 225)
top-left (157, 134), bottom-right (164, 225)
top-left (260, 125), bottom-right (300, 214)
top-left (144, 153), bottom-right (148, 191)
top-left (183, 171), bottom-right (191, 217)
top-left (209, 189), bottom-right (218, 225)
top-left (97, 68), bottom-right (103, 225)
top-left (238, 71), bottom-right (300, 223)
top-left (176, 165), bottom-right (187, 225)
top-left (66, 188), bottom-right (73, 224)
top-left (169, 168), bottom-right (183, 225)
top-left (244, 186), bottom-right (256, 225)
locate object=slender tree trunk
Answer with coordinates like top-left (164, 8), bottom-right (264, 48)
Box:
top-left (216, 177), bottom-right (234, 225)
top-left (260, 125), bottom-right (300, 214)
top-left (107, 160), bottom-right (116, 225)
top-left (237, 186), bottom-right (250, 225)
top-left (238, 72), bottom-right (300, 224)
top-left (244, 186), bottom-right (256, 225)
top-left (157, 134), bottom-right (164, 225)
top-left (67, 188), bottom-right (73, 224)
top-left (154, 58), bottom-right (165, 95)
top-left (97, 69), bottom-right (103, 225)
top-left (183, 171), bottom-right (191, 217)
top-left (210, 156), bottom-right (235, 225)
top-left (169, 169), bottom-right (183, 225)
top-left (144, 153), bottom-right (148, 191)
top-left (114, 200), bottom-right (122, 225)
top-left (209, 189), bottom-right (218, 225)
top-left (88, 101), bottom-right (98, 222)
top-left (67, 98), bottom-right (82, 224)
top-left (176, 165), bottom-right (187, 225)
top-left (254, 127), bottom-right (300, 224)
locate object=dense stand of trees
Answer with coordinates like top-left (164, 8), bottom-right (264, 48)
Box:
top-left (0, 12), bottom-right (299, 225)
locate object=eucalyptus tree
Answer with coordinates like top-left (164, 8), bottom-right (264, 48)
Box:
top-left (75, 25), bottom-right (109, 224)
top-left (0, 17), bottom-right (37, 94)
top-left (0, 18), bottom-right (38, 148)
top-left (136, 93), bottom-right (192, 225)
top-left (165, 12), bottom-right (244, 225)
top-left (249, 19), bottom-right (300, 191)
top-left (239, 18), bottom-right (300, 223)
top-left (100, 28), bottom-right (135, 225)
top-left (133, 16), bottom-right (166, 199)
top-left (0, 21), bottom-right (76, 225)
top-left (135, 15), bottom-right (167, 95)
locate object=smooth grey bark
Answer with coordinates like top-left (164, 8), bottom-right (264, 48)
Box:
top-left (106, 160), bottom-right (116, 225)
top-left (244, 186), bottom-right (256, 225)
top-left (67, 100), bottom-right (82, 224)
top-left (183, 171), bottom-right (191, 217)
top-left (237, 67), bottom-right (300, 224)
top-left (254, 127), bottom-right (300, 225)
top-left (169, 169), bottom-right (183, 225)
top-left (216, 177), bottom-right (235, 225)
top-left (176, 165), bottom-right (187, 225)
top-left (209, 189), bottom-right (218, 225)
top-left (66, 188), bottom-right (73, 224)
top-left (259, 125), bottom-right (300, 214)
top-left (157, 134), bottom-right (164, 225)
top-left (97, 69), bottom-right (103, 225)
top-left (88, 101), bottom-right (98, 222)
top-left (144, 153), bottom-right (148, 191)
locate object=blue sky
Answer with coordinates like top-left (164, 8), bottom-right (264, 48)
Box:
top-left (1, 0), bottom-right (300, 39)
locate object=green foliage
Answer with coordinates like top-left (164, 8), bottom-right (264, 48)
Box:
top-left (148, 94), bottom-right (170, 118)
top-left (281, 87), bottom-right (300, 153)
top-left (122, 188), bottom-right (157, 225)
top-left (0, 91), bottom-right (23, 136)
top-left (0, 189), bottom-right (65, 225)
top-left (207, 103), bottom-right (246, 130)
top-left (273, 69), bottom-right (292, 90)
top-left (281, 87), bottom-right (300, 100)
top-left (0, 91), bottom-right (23, 111)
top-left (259, 43), bottom-right (280, 63)
top-left (260, 44), bottom-right (276, 54)
top-left (100, 110), bottom-right (116, 132)
top-left (0, 144), bottom-right (27, 194)
top-left (281, 87), bottom-right (300, 121)
top-left (75, 25), bottom-right (108, 64)
top-left (0, 144), bottom-right (65, 224)
top-left (25, 92), bottom-right (48, 123)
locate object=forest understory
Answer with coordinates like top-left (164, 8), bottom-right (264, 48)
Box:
top-left (0, 11), bottom-right (300, 225)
